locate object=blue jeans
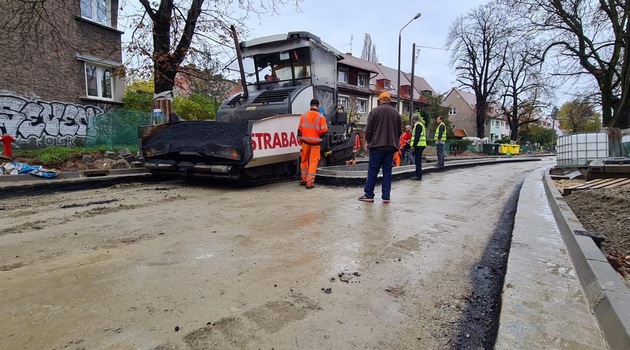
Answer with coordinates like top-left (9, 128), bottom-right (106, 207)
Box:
top-left (413, 147), bottom-right (425, 178)
top-left (403, 148), bottom-right (414, 165)
top-left (436, 142), bottom-right (445, 167)
top-left (364, 149), bottom-right (395, 200)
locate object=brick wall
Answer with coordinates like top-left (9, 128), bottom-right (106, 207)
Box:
top-left (0, 0), bottom-right (122, 108)
top-left (0, 0), bottom-right (123, 148)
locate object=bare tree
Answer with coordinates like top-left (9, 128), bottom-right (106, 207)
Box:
top-left (504, 0), bottom-right (630, 128)
top-left (360, 33), bottom-right (378, 63)
top-left (371, 44), bottom-right (379, 63)
top-left (447, 3), bottom-right (511, 137)
top-left (128, 0), bottom-right (302, 94)
top-left (497, 40), bottom-right (549, 141)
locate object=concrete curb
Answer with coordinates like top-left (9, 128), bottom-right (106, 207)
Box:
top-left (316, 156), bottom-right (542, 186)
top-left (0, 168), bottom-right (151, 192)
top-left (0, 167), bottom-right (149, 183)
top-left (543, 168), bottom-right (630, 350)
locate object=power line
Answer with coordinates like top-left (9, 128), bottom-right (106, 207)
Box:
top-left (415, 45), bottom-right (451, 51)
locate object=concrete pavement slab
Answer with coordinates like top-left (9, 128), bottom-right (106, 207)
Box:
top-left (496, 167), bottom-right (607, 350)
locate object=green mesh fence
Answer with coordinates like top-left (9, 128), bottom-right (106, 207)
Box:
top-left (86, 109), bottom-right (151, 148)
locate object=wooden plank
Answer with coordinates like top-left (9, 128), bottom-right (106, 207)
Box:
top-left (608, 178), bottom-right (630, 188)
top-left (590, 178), bottom-right (629, 189)
top-left (569, 178), bottom-right (607, 190)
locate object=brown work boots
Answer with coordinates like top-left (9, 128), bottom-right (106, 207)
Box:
top-left (299, 180), bottom-right (314, 189)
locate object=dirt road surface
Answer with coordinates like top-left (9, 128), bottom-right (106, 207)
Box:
top-left (0, 159), bottom-right (554, 349)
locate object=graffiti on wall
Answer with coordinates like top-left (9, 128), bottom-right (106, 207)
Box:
top-left (0, 93), bottom-right (103, 147)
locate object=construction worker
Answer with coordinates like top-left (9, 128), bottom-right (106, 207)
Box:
top-left (435, 116), bottom-right (447, 169)
top-left (346, 132), bottom-right (360, 166)
top-left (393, 145), bottom-right (401, 167)
top-left (410, 114), bottom-right (426, 180)
top-left (401, 125), bottom-right (413, 165)
top-left (1, 131), bottom-right (15, 159)
top-left (298, 99), bottom-right (328, 189)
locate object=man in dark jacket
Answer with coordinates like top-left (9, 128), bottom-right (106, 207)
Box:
top-left (359, 92), bottom-right (402, 203)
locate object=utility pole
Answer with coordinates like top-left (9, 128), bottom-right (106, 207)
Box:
top-left (397, 13), bottom-right (421, 114)
top-left (410, 43), bottom-right (416, 117)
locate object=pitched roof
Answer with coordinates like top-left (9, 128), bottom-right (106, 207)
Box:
top-left (339, 54), bottom-right (436, 99)
top-left (338, 54), bottom-right (378, 73)
top-left (453, 128), bottom-right (468, 138)
top-left (455, 88), bottom-right (477, 108)
top-left (402, 72), bottom-right (436, 95)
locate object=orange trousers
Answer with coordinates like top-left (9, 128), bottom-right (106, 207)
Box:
top-left (393, 151), bottom-right (401, 166)
top-left (300, 143), bottom-right (321, 186)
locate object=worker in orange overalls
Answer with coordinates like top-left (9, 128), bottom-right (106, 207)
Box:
top-left (392, 126), bottom-right (410, 167)
top-left (298, 99), bottom-right (328, 189)
top-left (346, 132), bottom-right (361, 165)
top-left (1, 131), bottom-right (15, 159)
top-left (393, 147), bottom-right (401, 166)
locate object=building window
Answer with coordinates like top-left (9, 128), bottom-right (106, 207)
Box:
top-left (338, 70), bottom-right (348, 83)
top-left (448, 107), bottom-right (457, 115)
top-left (357, 74), bottom-right (367, 87)
top-left (85, 63), bottom-right (113, 99)
top-left (356, 98), bottom-right (367, 113)
top-left (384, 80), bottom-right (392, 89)
top-left (81, 0), bottom-right (110, 26)
top-left (338, 96), bottom-right (349, 111)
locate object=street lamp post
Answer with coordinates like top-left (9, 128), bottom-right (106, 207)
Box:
top-left (410, 42), bottom-right (416, 116)
top-left (397, 12), bottom-right (421, 114)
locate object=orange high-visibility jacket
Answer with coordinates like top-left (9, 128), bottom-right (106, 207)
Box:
top-left (298, 109), bottom-right (328, 145)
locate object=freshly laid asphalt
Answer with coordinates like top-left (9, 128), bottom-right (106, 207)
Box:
top-left (1, 155), bottom-right (628, 349)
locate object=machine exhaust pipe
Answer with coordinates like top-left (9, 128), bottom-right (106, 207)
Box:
top-left (231, 24), bottom-right (248, 100)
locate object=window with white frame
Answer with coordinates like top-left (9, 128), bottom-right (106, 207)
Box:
top-left (357, 74), bottom-right (367, 87)
top-left (337, 70), bottom-right (348, 83)
top-left (384, 80), bottom-right (392, 89)
top-left (448, 107), bottom-right (457, 115)
top-left (85, 63), bottom-right (114, 99)
top-left (356, 98), bottom-right (367, 113)
top-left (338, 96), bottom-right (349, 111)
top-left (81, 0), bottom-right (110, 26)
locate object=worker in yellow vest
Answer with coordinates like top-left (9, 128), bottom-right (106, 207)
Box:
top-left (435, 116), bottom-right (446, 169)
top-left (410, 114), bottom-right (426, 180)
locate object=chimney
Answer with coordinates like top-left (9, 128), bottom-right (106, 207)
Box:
top-left (346, 52), bottom-right (352, 56)
top-left (400, 85), bottom-right (410, 99)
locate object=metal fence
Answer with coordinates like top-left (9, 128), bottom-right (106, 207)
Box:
top-left (86, 109), bottom-right (151, 148)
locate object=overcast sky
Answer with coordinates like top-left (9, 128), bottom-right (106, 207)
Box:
top-left (121, 0), bottom-right (489, 95)
top-left (239, 0), bottom-right (490, 94)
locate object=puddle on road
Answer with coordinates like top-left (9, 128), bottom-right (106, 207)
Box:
top-left (545, 261), bottom-right (575, 278)
top-left (542, 332), bottom-right (597, 350)
top-left (195, 253), bottom-right (214, 260)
